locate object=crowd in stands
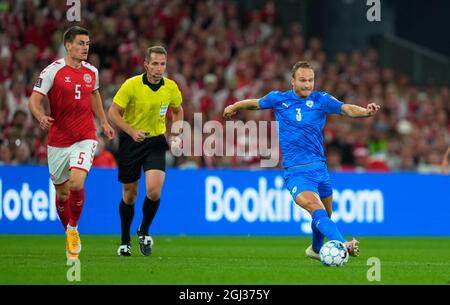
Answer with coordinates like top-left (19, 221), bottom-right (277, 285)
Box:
top-left (0, 0), bottom-right (448, 172)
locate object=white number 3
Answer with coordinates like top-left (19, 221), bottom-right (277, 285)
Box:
top-left (75, 84), bottom-right (81, 100)
top-left (296, 108), bottom-right (302, 121)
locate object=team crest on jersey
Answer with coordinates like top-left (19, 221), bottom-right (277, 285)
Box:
top-left (35, 78), bottom-right (43, 88)
top-left (306, 100), bottom-right (314, 108)
top-left (83, 73), bottom-right (92, 83)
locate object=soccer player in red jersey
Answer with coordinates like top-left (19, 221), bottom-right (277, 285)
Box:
top-left (28, 26), bottom-right (115, 260)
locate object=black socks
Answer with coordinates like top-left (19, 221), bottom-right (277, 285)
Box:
top-left (119, 200), bottom-right (135, 244)
top-left (140, 197), bottom-right (160, 235)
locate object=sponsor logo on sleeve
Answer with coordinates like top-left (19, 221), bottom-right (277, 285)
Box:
top-left (35, 78), bottom-right (43, 88)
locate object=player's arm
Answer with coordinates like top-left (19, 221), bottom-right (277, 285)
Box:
top-left (341, 103), bottom-right (380, 118)
top-left (441, 147), bottom-right (450, 175)
top-left (223, 99), bottom-right (260, 119)
top-left (169, 105), bottom-right (184, 151)
top-left (170, 105), bottom-right (184, 135)
top-left (108, 102), bottom-right (147, 143)
top-left (92, 90), bottom-right (115, 140)
top-left (28, 92), bottom-right (54, 130)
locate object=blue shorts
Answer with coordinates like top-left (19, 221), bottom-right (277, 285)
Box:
top-left (284, 161), bottom-right (333, 200)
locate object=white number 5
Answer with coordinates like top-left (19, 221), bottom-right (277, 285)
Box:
top-left (296, 108), bottom-right (302, 121)
top-left (75, 84), bottom-right (81, 100)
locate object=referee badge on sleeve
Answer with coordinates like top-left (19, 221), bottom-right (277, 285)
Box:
top-left (159, 105), bottom-right (168, 117)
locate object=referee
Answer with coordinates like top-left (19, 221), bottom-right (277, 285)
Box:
top-left (108, 46), bottom-right (183, 256)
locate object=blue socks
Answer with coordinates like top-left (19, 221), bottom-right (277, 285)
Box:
top-left (311, 225), bottom-right (325, 254)
top-left (311, 209), bottom-right (345, 253)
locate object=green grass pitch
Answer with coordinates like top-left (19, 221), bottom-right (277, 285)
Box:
top-left (1, 235), bottom-right (449, 284)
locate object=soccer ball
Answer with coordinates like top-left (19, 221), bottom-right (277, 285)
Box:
top-left (319, 240), bottom-right (349, 267)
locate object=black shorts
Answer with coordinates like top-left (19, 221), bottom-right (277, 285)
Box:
top-left (118, 132), bottom-right (169, 183)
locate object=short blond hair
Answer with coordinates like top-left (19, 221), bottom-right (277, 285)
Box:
top-left (291, 61), bottom-right (313, 78)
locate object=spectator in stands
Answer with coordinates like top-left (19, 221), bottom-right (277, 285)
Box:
top-left (93, 136), bottom-right (117, 168)
top-left (6, 80), bottom-right (30, 123)
top-left (441, 147), bottom-right (450, 175)
top-left (11, 140), bottom-right (31, 164)
top-left (0, 142), bottom-right (13, 164)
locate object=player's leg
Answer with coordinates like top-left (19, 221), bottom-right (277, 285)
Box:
top-left (137, 142), bottom-right (167, 256)
top-left (305, 195), bottom-right (333, 258)
top-left (64, 168), bottom-right (87, 256)
top-left (54, 181), bottom-right (70, 230)
top-left (48, 145), bottom-right (79, 259)
top-left (117, 133), bottom-right (143, 256)
top-left (303, 193), bottom-right (325, 261)
top-left (295, 191), bottom-right (346, 243)
top-left (321, 195), bottom-right (333, 218)
top-left (319, 171), bottom-right (359, 257)
top-left (136, 169), bottom-right (165, 256)
top-left (67, 168), bottom-right (88, 227)
top-left (140, 169), bottom-right (165, 234)
top-left (285, 167), bottom-right (335, 259)
top-left (65, 140), bottom-right (97, 257)
top-left (47, 145), bottom-right (71, 230)
top-left (118, 181), bottom-right (138, 256)
top-left (295, 191), bottom-right (345, 253)
top-left (307, 184), bottom-right (334, 254)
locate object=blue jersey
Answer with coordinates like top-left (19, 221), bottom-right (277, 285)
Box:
top-left (258, 90), bottom-right (344, 168)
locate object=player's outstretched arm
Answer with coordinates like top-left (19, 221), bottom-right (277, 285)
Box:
top-left (441, 147), bottom-right (450, 175)
top-left (341, 103), bottom-right (381, 118)
top-left (92, 90), bottom-right (115, 140)
top-left (223, 99), bottom-right (260, 119)
top-left (28, 92), bottom-right (54, 130)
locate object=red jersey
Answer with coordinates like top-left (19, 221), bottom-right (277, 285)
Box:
top-left (33, 58), bottom-right (99, 147)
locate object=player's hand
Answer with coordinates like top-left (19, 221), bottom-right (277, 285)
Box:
top-left (130, 130), bottom-right (147, 143)
top-left (38, 115), bottom-right (54, 130)
top-left (223, 105), bottom-right (237, 119)
top-left (441, 158), bottom-right (449, 175)
top-left (366, 103), bottom-right (381, 116)
top-left (102, 122), bottom-right (115, 141)
top-left (169, 135), bottom-right (183, 156)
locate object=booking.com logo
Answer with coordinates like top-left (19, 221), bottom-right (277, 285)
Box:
top-left (204, 176), bottom-right (385, 233)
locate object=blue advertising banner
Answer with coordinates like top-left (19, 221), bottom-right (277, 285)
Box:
top-left (0, 166), bottom-right (449, 236)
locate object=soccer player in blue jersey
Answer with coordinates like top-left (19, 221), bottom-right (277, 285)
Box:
top-left (223, 61), bottom-right (380, 260)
